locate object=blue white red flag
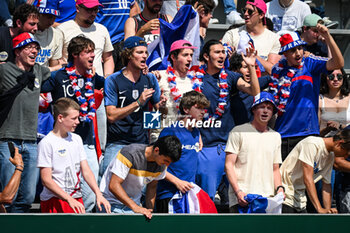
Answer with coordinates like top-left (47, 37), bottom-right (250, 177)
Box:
top-left (238, 192), bottom-right (284, 213)
top-left (147, 5), bottom-right (200, 71)
top-left (236, 31), bottom-right (265, 75)
top-left (168, 183), bottom-right (217, 214)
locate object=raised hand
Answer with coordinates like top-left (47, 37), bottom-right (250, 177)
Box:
top-left (241, 47), bottom-right (257, 67)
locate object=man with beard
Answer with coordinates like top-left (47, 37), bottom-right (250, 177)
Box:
top-left (124, 0), bottom-right (172, 44)
top-left (0, 3), bottom-right (39, 63)
top-left (0, 33), bottom-right (51, 213)
top-left (57, 0), bottom-right (114, 77)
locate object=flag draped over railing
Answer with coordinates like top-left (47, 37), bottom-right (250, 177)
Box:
top-left (168, 183), bottom-right (217, 214)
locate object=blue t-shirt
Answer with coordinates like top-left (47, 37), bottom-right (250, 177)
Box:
top-left (199, 70), bottom-right (240, 147)
top-left (231, 75), bottom-right (271, 126)
top-left (272, 55), bottom-right (328, 138)
top-left (156, 124), bottom-right (200, 200)
top-left (104, 71), bottom-right (160, 144)
top-left (55, 0), bottom-right (76, 24)
top-left (95, 0), bottom-right (135, 44)
top-left (41, 69), bottom-right (105, 145)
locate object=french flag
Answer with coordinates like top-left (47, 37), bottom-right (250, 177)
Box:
top-left (147, 5), bottom-right (200, 71)
top-left (168, 183), bottom-right (218, 214)
top-left (236, 31), bottom-right (264, 75)
top-left (238, 192), bottom-right (284, 214)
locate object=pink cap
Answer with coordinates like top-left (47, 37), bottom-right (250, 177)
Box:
top-left (169, 40), bottom-right (197, 53)
top-left (76, 0), bottom-right (103, 8)
top-left (246, 0), bottom-right (267, 14)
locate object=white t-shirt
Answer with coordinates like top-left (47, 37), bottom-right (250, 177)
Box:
top-left (150, 70), bottom-right (194, 142)
top-left (280, 136), bottom-right (334, 211)
top-left (266, 0), bottom-right (312, 33)
top-left (222, 26), bottom-right (280, 60)
top-left (225, 123), bottom-right (282, 207)
top-left (100, 144), bottom-right (166, 206)
top-left (57, 20), bottom-right (114, 76)
top-left (34, 27), bottom-right (63, 67)
top-left (37, 132), bottom-right (87, 201)
top-left (160, 0), bottom-right (185, 18)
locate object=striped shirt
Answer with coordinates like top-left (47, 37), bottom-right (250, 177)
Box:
top-left (100, 144), bottom-right (166, 206)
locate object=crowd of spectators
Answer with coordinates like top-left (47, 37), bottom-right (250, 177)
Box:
top-left (1, 0), bottom-right (350, 217)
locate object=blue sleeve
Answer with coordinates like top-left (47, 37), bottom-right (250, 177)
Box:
top-left (226, 70), bottom-right (240, 93)
top-left (41, 71), bottom-right (58, 93)
top-left (104, 73), bottom-right (119, 106)
top-left (159, 127), bottom-right (176, 138)
top-left (305, 55), bottom-right (329, 78)
top-left (258, 75), bottom-right (271, 89)
top-left (94, 74), bottom-right (105, 90)
top-left (148, 73), bottom-right (161, 104)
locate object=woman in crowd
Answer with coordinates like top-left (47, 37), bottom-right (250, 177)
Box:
top-left (319, 69), bottom-right (350, 213)
top-left (319, 69), bottom-right (350, 137)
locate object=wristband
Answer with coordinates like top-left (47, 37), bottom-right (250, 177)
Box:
top-left (276, 185), bottom-right (285, 193)
top-left (15, 168), bottom-right (23, 172)
top-left (137, 99), bottom-right (142, 106)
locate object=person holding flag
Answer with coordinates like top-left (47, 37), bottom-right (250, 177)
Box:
top-left (222, 0), bottom-right (280, 75)
top-left (225, 92), bottom-right (284, 213)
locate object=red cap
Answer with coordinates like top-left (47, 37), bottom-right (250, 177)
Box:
top-left (12, 32), bottom-right (40, 50)
top-left (169, 40), bottom-right (197, 53)
top-left (76, 0), bottom-right (103, 8)
top-left (279, 32), bottom-right (307, 54)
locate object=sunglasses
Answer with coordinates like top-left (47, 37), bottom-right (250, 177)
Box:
top-left (328, 73), bottom-right (343, 81)
top-left (241, 8), bottom-right (257, 16)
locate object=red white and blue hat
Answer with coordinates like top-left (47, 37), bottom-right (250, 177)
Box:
top-left (33, 0), bottom-right (60, 16)
top-left (252, 92), bottom-right (277, 113)
top-left (13, 33), bottom-right (40, 50)
top-left (279, 32), bottom-right (307, 55)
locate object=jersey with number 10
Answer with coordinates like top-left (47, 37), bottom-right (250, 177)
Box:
top-left (96, 0), bottom-right (136, 44)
